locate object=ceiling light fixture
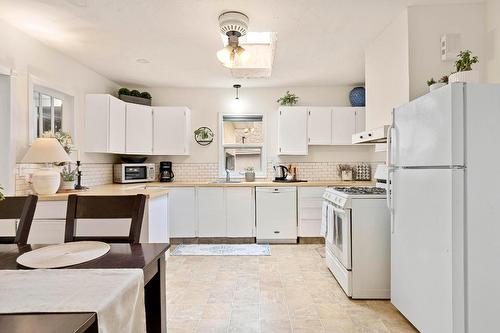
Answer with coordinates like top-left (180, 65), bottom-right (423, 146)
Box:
top-left (233, 84), bottom-right (241, 99)
top-left (217, 11), bottom-right (250, 68)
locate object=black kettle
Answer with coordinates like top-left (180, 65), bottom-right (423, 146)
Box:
top-left (273, 165), bottom-right (289, 181)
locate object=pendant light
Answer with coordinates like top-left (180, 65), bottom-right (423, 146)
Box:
top-left (233, 84), bottom-right (241, 99)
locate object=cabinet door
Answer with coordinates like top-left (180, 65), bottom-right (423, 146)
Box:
top-left (308, 107), bottom-right (332, 145)
top-left (332, 107), bottom-right (356, 145)
top-left (85, 94), bottom-right (110, 153)
top-left (28, 220), bottom-right (65, 244)
top-left (226, 188), bottom-right (254, 237)
top-left (278, 107), bottom-right (308, 155)
top-left (108, 97), bottom-right (126, 153)
top-left (298, 187), bottom-right (326, 237)
top-left (354, 107), bottom-right (366, 133)
top-left (153, 107), bottom-right (191, 155)
top-left (126, 103), bottom-right (152, 155)
top-left (197, 188), bottom-right (226, 237)
top-left (169, 188), bottom-right (197, 238)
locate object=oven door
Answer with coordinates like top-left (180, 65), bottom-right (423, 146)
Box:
top-left (331, 205), bottom-right (352, 270)
top-left (124, 165), bottom-right (148, 181)
top-left (324, 203), bottom-right (335, 247)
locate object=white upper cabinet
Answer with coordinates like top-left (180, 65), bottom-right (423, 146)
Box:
top-left (354, 107), bottom-right (366, 133)
top-left (152, 107), bottom-right (191, 155)
top-left (308, 107), bottom-right (332, 145)
top-left (332, 107), bottom-right (366, 145)
top-left (125, 103), bottom-right (153, 155)
top-left (85, 94), bottom-right (126, 154)
top-left (278, 107), bottom-right (308, 155)
top-left (109, 97), bottom-right (126, 153)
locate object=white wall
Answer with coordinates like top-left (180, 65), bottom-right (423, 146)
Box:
top-left (365, 10), bottom-right (409, 130)
top-left (485, 0), bottom-right (500, 83)
top-left (0, 73), bottom-right (14, 194)
top-left (408, 4), bottom-right (485, 99)
top-left (139, 86), bottom-right (382, 164)
top-left (0, 18), bottom-right (119, 164)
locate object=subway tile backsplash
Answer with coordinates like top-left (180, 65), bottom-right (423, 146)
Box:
top-left (15, 161), bottom-right (380, 194)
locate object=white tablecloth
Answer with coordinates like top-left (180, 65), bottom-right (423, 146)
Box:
top-left (0, 269), bottom-right (146, 333)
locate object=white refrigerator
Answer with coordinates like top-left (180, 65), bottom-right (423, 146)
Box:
top-left (388, 83), bottom-right (500, 333)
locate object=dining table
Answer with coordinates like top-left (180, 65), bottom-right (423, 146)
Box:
top-left (0, 243), bottom-right (170, 333)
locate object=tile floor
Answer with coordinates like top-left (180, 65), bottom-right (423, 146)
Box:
top-left (166, 245), bottom-right (418, 333)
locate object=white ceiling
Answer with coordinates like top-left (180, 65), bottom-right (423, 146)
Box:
top-left (0, 0), bottom-right (482, 88)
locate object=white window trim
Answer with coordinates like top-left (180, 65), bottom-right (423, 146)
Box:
top-left (218, 112), bottom-right (267, 179)
top-left (27, 74), bottom-right (77, 145)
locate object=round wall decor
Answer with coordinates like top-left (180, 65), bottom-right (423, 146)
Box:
top-left (194, 127), bottom-right (214, 146)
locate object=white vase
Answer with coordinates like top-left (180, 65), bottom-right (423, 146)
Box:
top-left (429, 83), bottom-right (446, 91)
top-left (31, 167), bottom-right (61, 195)
top-left (449, 70), bottom-right (479, 83)
top-left (60, 180), bottom-right (75, 191)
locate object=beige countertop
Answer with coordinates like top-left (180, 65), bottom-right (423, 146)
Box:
top-left (38, 180), bottom-right (374, 201)
top-left (38, 183), bottom-right (170, 201)
top-left (139, 180), bottom-right (375, 188)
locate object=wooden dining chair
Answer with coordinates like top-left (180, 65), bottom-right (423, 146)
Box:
top-left (0, 195), bottom-right (38, 245)
top-left (64, 194), bottom-right (147, 243)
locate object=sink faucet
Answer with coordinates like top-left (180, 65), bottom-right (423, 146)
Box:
top-left (225, 169), bottom-right (231, 182)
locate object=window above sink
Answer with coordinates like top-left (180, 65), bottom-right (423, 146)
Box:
top-left (219, 114), bottom-right (266, 179)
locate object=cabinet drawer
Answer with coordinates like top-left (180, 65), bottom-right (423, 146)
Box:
top-left (34, 201), bottom-right (68, 219)
top-left (28, 220), bottom-right (65, 244)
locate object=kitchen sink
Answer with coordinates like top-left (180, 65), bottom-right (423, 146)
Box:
top-left (210, 180), bottom-right (242, 184)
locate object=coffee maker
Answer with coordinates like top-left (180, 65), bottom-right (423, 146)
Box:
top-left (159, 161), bottom-right (174, 182)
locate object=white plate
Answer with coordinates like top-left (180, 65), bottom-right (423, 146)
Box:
top-left (16, 241), bottom-right (111, 269)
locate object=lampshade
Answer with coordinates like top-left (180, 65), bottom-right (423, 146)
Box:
top-left (22, 138), bottom-right (71, 163)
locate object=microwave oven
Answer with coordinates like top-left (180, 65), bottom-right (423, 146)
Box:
top-left (113, 163), bottom-right (156, 183)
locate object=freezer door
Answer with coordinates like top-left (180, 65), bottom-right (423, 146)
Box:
top-left (392, 83), bottom-right (464, 167)
top-left (390, 168), bottom-right (464, 333)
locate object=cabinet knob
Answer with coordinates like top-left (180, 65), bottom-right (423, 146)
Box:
top-left (360, 135), bottom-right (363, 139)
top-left (368, 133), bottom-right (372, 137)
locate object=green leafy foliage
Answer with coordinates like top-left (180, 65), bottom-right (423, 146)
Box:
top-left (140, 92), bottom-right (152, 99)
top-left (454, 50), bottom-right (478, 72)
top-left (118, 88), bottom-right (130, 95)
top-left (0, 186), bottom-right (4, 201)
top-left (277, 91), bottom-right (299, 106)
top-left (130, 90), bottom-right (141, 97)
top-left (427, 78), bottom-right (436, 86)
top-left (60, 164), bottom-right (77, 181)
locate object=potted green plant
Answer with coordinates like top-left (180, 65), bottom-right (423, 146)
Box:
top-left (427, 76), bottom-right (447, 92)
top-left (277, 91), bottom-right (299, 106)
top-left (118, 87), bottom-right (153, 106)
top-left (449, 50), bottom-right (479, 83)
top-left (60, 165), bottom-right (76, 191)
top-left (244, 167), bottom-right (255, 182)
top-left (0, 186), bottom-right (5, 201)
top-left (337, 164), bottom-right (353, 181)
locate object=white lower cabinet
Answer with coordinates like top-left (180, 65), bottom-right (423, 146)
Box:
top-left (226, 188), bottom-right (254, 237)
top-left (169, 187), bottom-right (197, 238)
top-left (197, 188), bottom-right (226, 237)
top-left (26, 196), bottom-right (169, 244)
top-left (298, 187), bottom-right (326, 237)
top-left (256, 187), bottom-right (297, 242)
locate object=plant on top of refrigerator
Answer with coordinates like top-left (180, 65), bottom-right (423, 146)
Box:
top-left (454, 50), bottom-right (478, 72)
top-left (427, 78), bottom-right (437, 86)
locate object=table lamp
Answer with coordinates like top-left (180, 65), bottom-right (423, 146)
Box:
top-left (21, 138), bottom-right (72, 195)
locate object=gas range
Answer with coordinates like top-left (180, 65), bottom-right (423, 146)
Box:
top-left (323, 186), bottom-right (387, 208)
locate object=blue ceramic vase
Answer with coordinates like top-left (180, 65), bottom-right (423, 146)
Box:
top-left (349, 87), bottom-right (365, 107)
